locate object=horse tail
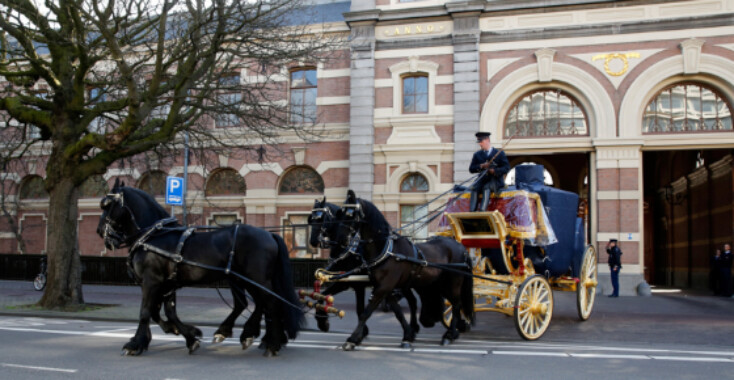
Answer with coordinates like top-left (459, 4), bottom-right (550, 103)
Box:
top-left (461, 253), bottom-right (475, 325)
top-left (271, 233), bottom-right (305, 339)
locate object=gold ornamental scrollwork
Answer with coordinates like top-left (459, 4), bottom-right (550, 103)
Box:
top-left (592, 52), bottom-right (640, 76)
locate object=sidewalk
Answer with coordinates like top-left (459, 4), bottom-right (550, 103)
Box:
top-left (1, 280), bottom-right (733, 347)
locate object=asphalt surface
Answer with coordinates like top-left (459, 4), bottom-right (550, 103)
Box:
top-left (1, 280), bottom-right (733, 348)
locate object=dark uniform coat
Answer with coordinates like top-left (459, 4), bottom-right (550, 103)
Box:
top-left (468, 148), bottom-right (510, 193)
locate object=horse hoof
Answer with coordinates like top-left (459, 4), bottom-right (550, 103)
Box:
top-left (212, 334), bottom-right (226, 344)
top-left (342, 342), bottom-right (356, 351)
top-left (440, 338), bottom-right (452, 346)
top-left (188, 340), bottom-right (200, 354)
top-left (263, 349), bottom-right (279, 357)
top-left (400, 341), bottom-right (412, 349)
top-left (242, 337), bottom-right (254, 350)
top-left (258, 340), bottom-right (266, 350)
top-left (121, 348), bottom-right (142, 356)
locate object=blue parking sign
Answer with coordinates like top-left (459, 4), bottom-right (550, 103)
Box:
top-left (166, 176), bottom-right (184, 206)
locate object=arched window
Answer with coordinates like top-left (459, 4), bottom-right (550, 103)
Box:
top-left (505, 162), bottom-right (555, 186)
top-left (19, 175), bottom-right (48, 199)
top-left (205, 168), bottom-right (246, 197)
top-left (402, 74), bottom-right (428, 114)
top-left (137, 170), bottom-right (166, 196)
top-left (400, 173), bottom-right (429, 192)
top-left (80, 175), bottom-right (108, 198)
top-left (643, 82), bottom-right (732, 133)
top-left (279, 166), bottom-right (324, 194)
top-left (505, 89), bottom-right (588, 137)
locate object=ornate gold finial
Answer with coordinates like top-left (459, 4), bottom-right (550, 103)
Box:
top-left (592, 52), bottom-right (641, 76)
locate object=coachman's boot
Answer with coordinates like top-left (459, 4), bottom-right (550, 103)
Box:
top-left (479, 188), bottom-right (491, 211)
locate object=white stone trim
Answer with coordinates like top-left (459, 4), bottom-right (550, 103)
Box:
top-left (480, 62), bottom-right (615, 141)
top-left (317, 68), bottom-right (350, 79)
top-left (597, 190), bottom-right (641, 200)
top-left (680, 38), bottom-right (705, 74)
top-left (316, 96), bottom-right (351, 106)
top-left (618, 53), bottom-right (734, 140)
top-left (375, 74), bottom-right (453, 88)
top-left (479, 26), bottom-right (733, 53)
top-left (315, 160), bottom-right (349, 174)
top-left (239, 162), bottom-right (284, 177)
top-left (104, 168), bottom-right (141, 180)
top-left (375, 46), bottom-right (454, 59)
top-left (534, 48), bottom-right (556, 83)
top-left (388, 56), bottom-right (439, 116)
top-left (18, 212), bottom-right (47, 254)
top-left (386, 164), bottom-right (440, 194)
top-left (206, 211), bottom-right (244, 226)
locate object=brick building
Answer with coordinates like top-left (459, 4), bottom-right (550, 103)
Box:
top-left (2, 0), bottom-right (734, 295)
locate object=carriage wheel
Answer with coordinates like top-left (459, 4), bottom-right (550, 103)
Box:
top-left (513, 275), bottom-right (553, 340)
top-left (576, 245), bottom-right (598, 321)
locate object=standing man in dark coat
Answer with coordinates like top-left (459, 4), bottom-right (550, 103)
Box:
top-left (717, 243), bottom-right (733, 297)
top-left (606, 239), bottom-right (622, 297)
top-left (468, 132), bottom-right (510, 212)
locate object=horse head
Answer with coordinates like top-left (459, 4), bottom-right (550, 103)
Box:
top-left (333, 190), bottom-right (369, 250)
top-left (97, 178), bottom-right (172, 249)
top-left (308, 197), bottom-right (338, 249)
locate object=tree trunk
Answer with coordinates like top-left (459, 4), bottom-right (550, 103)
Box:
top-left (38, 177), bottom-right (84, 309)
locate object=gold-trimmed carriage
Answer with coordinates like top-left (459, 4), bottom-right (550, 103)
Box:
top-left (302, 165), bottom-right (598, 341)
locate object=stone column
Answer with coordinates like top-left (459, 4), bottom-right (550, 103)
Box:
top-left (448, 5), bottom-right (482, 183)
top-left (595, 144), bottom-right (648, 296)
top-left (348, 21), bottom-right (377, 200)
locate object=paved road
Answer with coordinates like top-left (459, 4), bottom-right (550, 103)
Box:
top-left (1, 281), bottom-right (733, 379)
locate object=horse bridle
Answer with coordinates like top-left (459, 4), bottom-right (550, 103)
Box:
top-left (101, 191), bottom-right (143, 248)
top-left (310, 206), bottom-right (338, 250)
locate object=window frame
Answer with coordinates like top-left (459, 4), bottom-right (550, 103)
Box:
top-left (401, 73), bottom-right (429, 114)
top-left (504, 88), bottom-right (589, 138)
top-left (289, 67), bottom-right (318, 124)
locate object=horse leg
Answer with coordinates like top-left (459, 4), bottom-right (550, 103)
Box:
top-left (150, 293), bottom-right (178, 335)
top-left (401, 287), bottom-right (419, 335)
top-left (343, 288), bottom-right (389, 351)
top-left (385, 293), bottom-right (415, 349)
top-left (162, 293), bottom-right (203, 354)
top-left (240, 299), bottom-right (262, 351)
top-left (213, 287), bottom-right (247, 343)
top-left (259, 292), bottom-right (285, 357)
top-left (441, 281), bottom-right (463, 346)
top-left (354, 284), bottom-right (369, 337)
top-left (122, 282), bottom-right (160, 356)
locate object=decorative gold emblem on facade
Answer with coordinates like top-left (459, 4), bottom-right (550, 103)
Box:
top-left (592, 52), bottom-right (640, 76)
top-left (383, 24), bottom-right (445, 37)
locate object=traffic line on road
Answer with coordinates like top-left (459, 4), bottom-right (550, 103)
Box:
top-left (1, 363), bottom-right (78, 373)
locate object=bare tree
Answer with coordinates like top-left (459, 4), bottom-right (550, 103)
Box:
top-left (0, 0), bottom-right (340, 308)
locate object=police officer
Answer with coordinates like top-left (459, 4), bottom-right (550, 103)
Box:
top-left (606, 239), bottom-right (622, 297)
top-left (468, 132), bottom-right (510, 212)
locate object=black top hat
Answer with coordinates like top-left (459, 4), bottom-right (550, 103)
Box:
top-left (475, 131), bottom-right (491, 142)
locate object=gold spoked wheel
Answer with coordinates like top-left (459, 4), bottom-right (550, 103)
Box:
top-left (576, 245), bottom-right (598, 321)
top-left (513, 275), bottom-right (553, 340)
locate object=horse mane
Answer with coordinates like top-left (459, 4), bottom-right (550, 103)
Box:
top-left (122, 186), bottom-right (172, 221)
top-left (357, 198), bottom-right (393, 238)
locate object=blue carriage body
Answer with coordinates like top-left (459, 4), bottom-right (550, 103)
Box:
top-left (508, 165), bottom-right (585, 278)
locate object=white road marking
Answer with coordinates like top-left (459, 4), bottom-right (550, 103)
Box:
top-left (651, 356), bottom-right (734, 363)
top-left (1, 363), bottom-right (78, 373)
top-left (1, 319), bottom-right (733, 364)
top-left (493, 351), bottom-right (569, 357)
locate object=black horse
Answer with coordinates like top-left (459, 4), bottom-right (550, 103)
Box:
top-left (307, 198), bottom-right (420, 336)
top-left (334, 190), bottom-right (474, 350)
top-left (97, 180), bottom-right (303, 356)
